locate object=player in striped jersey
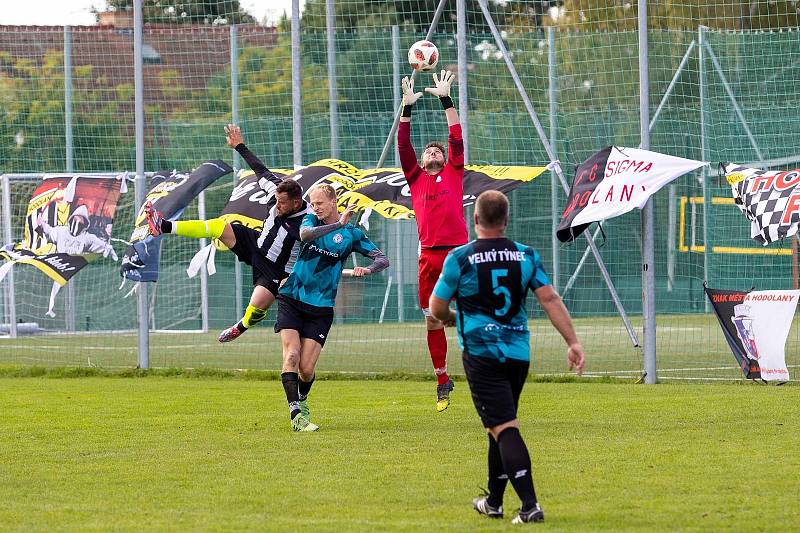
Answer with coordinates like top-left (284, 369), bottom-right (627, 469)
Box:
top-left (143, 125), bottom-right (309, 343)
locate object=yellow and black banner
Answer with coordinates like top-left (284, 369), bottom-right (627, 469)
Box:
top-left (337, 164), bottom-right (547, 220)
top-left (227, 159), bottom-right (546, 224)
top-left (121, 160), bottom-right (232, 282)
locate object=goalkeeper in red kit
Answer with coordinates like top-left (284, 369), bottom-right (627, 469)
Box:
top-left (398, 70), bottom-right (467, 412)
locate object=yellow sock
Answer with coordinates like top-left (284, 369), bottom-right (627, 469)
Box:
top-left (242, 305), bottom-right (268, 329)
top-left (173, 218), bottom-right (226, 239)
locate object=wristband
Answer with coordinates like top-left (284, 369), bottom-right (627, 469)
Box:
top-left (402, 104), bottom-right (413, 118)
top-left (439, 96), bottom-right (454, 110)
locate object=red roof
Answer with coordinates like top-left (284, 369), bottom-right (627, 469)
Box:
top-left (0, 24), bottom-right (278, 105)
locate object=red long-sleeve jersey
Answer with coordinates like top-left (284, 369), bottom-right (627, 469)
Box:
top-left (398, 121), bottom-right (468, 248)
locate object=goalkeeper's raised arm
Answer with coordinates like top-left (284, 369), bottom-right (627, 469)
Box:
top-left (424, 70), bottom-right (464, 170)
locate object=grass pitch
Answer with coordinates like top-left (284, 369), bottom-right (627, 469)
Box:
top-left (1, 376), bottom-right (799, 531)
top-left (6, 313), bottom-right (800, 381)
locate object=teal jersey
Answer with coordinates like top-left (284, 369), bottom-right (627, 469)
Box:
top-left (432, 237), bottom-right (551, 362)
top-left (280, 214), bottom-right (379, 308)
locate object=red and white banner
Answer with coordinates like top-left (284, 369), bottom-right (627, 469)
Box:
top-left (558, 147), bottom-right (707, 242)
top-left (735, 290), bottom-right (797, 381)
top-left (706, 286), bottom-right (796, 381)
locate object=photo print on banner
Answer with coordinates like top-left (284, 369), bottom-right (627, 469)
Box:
top-left (557, 147), bottom-right (707, 242)
top-left (0, 174), bottom-right (126, 316)
top-left (705, 286), bottom-right (797, 382)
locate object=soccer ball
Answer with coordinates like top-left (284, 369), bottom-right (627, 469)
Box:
top-left (408, 40), bottom-right (439, 72)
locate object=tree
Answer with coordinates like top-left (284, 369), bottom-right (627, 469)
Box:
top-left (0, 50), bottom-right (135, 173)
top-left (545, 1), bottom-right (800, 31)
top-left (205, 36), bottom-right (329, 117)
top-left (97, 0), bottom-right (256, 25)
top-left (299, 0), bottom-right (563, 34)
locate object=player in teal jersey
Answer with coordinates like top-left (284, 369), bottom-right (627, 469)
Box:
top-left (430, 190), bottom-right (585, 523)
top-left (276, 184), bottom-right (389, 431)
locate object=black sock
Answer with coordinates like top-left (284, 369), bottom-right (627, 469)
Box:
top-left (281, 372), bottom-right (301, 419)
top-left (161, 219), bottom-right (172, 233)
top-left (497, 427), bottom-right (538, 511)
top-left (298, 375), bottom-right (315, 400)
top-left (486, 434), bottom-right (507, 508)
top-left (235, 320), bottom-right (248, 331)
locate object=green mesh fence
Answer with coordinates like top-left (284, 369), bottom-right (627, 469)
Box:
top-left (2, 1), bottom-right (800, 380)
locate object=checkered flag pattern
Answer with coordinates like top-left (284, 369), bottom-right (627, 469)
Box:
top-left (724, 163), bottom-right (800, 246)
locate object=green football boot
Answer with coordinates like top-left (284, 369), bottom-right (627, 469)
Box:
top-left (291, 414), bottom-right (319, 432)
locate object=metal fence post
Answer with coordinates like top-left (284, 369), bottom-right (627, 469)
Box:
top-left (198, 190), bottom-right (209, 333)
top-left (639, 0), bottom-right (656, 383)
top-left (699, 25), bottom-right (711, 312)
top-left (230, 24), bottom-right (243, 320)
top-left (456, 0), bottom-right (469, 163)
top-left (64, 25), bottom-right (76, 332)
top-left (1, 175), bottom-right (17, 338)
top-left (134, 0), bottom-right (150, 368)
top-left (292, 0), bottom-right (302, 167)
top-left (391, 25), bottom-right (405, 323)
top-left (326, 0), bottom-right (339, 158)
top-left (64, 26), bottom-right (74, 174)
top-left (547, 26), bottom-right (559, 292)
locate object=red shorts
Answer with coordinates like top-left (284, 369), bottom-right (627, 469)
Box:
top-left (418, 248), bottom-right (453, 314)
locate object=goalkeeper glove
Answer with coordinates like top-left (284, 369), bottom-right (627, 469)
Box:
top-left (425, 70), bottom-right (455, 109)
top-left (402, 76), bottom-right (423, 105)
top-left (401, 76), bottom-right (422, 117)
top-left (425, 70), bottom-right (455, 98)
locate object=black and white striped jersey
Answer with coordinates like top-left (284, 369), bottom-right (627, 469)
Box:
top-left (234, 142), bottom-right (309, 273)
top-left (256, 202), bottom-right (310, 274)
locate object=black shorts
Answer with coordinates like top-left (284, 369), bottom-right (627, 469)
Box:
top-left (230, 224), bottom-right (286, 295)
top-left (463, 354), bottom-right (530, 428)
top-left (274, 295), bottom-right (335, 347)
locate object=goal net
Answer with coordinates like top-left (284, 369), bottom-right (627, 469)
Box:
top-left (2, 1), bottom-right (799, 380)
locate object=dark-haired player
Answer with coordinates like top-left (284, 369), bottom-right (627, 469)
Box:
top-left (430, 190), bottom-right (585, 524)
top-left (144, 124), bottom-right (309, 342)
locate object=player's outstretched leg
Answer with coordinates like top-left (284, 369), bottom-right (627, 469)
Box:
top-left (218, 304), bottom-right (268, 343)
top-left (220, 286), bottom-right (277, 343)
top-left (144, 204), bottom-right (229, 243)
